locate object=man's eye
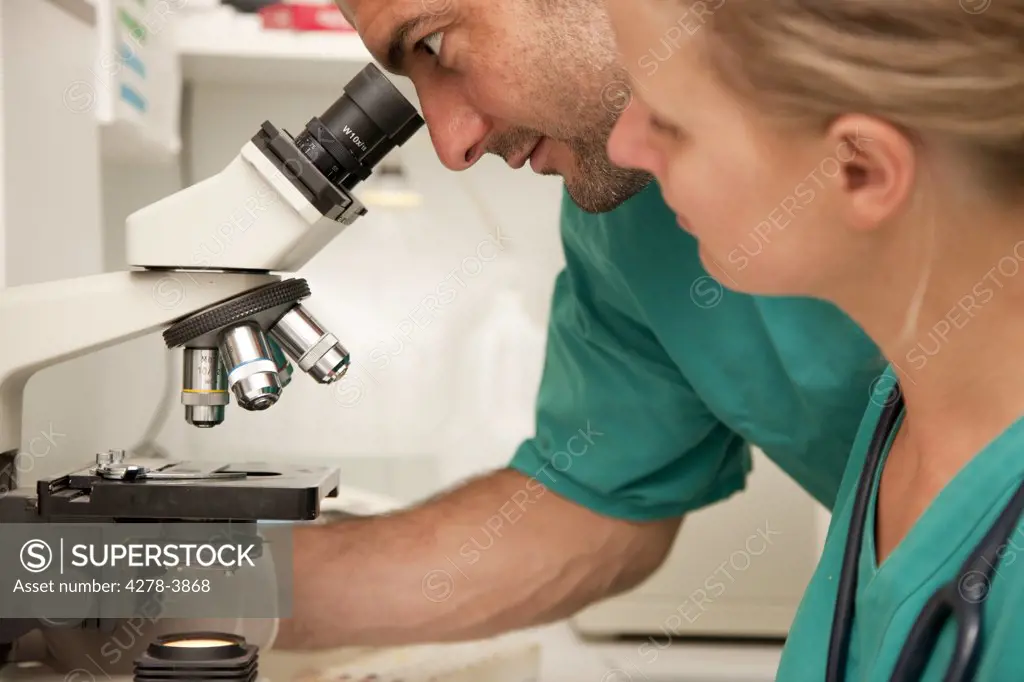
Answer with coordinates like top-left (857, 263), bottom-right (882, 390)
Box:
top-left (417, 32), bottom-right (444, 56)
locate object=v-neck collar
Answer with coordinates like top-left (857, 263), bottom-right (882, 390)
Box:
top-left (859, 409), bottom-right (1024, 602)
top-left (861, 408), bottom-right (903, 584)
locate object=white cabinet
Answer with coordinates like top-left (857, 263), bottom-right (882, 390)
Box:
top-left (92, 0), bottom-right (183, 161)
top-left (572, 448), bottom-right (825, 640)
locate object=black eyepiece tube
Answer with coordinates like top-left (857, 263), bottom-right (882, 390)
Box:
top-left (293, 63), bottom-right (424, 191)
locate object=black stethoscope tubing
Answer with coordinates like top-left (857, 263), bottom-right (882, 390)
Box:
top-left (825, 382), bottom-right (1024, 682)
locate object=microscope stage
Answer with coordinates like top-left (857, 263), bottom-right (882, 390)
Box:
top-left (14, 459), bottom-right (339, 523)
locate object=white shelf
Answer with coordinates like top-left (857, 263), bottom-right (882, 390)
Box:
top-left (171, 8), bottom-right (374, 86)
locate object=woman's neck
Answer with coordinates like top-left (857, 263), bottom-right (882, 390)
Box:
top-left (838, 208), bottom-right (1024, 477)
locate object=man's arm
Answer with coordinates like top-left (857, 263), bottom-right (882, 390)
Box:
top-left (274, 467), bottom-right (681, 649)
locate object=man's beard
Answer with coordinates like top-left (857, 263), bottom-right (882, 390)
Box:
top-left (488, 114), bottom-right (652, 214)
top-left (564, 127), bottom-right (653, 214)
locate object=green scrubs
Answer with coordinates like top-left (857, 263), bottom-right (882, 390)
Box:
top-left (776, 365), bottom-right (1024, 680)
top-left (509, 182), bottom-right (882, 518)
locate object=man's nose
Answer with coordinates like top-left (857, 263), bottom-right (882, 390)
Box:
top-left (607, 99), bottom-right (661, 175)
top-left (417, 82), bottom-right (489, 171)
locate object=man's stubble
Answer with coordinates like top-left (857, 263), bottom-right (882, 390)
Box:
top-left (507, 0), bottom-right (652, 213)
top-left (536, 0), bottom-right (647, 210)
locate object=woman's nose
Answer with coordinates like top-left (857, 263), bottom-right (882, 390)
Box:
top-left (607, 98), bottom-right (661, 175)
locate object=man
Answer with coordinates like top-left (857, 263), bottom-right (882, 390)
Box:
top-left (273, 0), bottom-right (882, 649)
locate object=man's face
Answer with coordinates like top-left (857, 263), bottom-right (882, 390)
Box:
top-left (338, 0), bottom-right (651, 213)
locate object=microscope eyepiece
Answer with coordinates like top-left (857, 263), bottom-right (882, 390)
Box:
top-left (293, 63), bottom-right (424, 191)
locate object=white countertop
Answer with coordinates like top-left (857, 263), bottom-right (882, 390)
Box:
top-left (529, 623), bottom-right (782, 682)
top-left (253, 622), bottom-right (782, 682)
top-left (0, 623), bottom-right (781, 682)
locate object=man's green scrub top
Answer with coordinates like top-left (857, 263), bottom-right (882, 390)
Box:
top-left (509, 182), bottom-right (883, 519)
top-left (776, 365), bottom-right (1024, 681)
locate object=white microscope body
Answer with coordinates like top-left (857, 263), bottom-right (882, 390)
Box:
top-left (0, 137), bottom-right (331, 460)
top-left (0, 63), bottom-right (423, 677)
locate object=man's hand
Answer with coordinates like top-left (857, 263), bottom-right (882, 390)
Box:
top-left (274, 467), bottom-right (681, 649)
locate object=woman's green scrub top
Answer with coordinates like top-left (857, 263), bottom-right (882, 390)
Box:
top-left (777, 366), bottom-right (1024, 680)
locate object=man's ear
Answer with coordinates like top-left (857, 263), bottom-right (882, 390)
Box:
top-left (825, 114), bottom-right (916, 232)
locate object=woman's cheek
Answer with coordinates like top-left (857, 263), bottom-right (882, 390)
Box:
top-left (669, 163), bottom-right (736, 236)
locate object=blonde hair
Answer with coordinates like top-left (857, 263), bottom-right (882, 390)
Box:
top-left (700, 0), bottom-right (1024, 201)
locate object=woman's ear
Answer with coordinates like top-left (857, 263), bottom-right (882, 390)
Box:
top-left (825, 114), bottom-right (916, 232)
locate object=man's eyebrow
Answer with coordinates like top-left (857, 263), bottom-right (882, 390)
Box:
top-left (384, 14), bottom-right (433, 72)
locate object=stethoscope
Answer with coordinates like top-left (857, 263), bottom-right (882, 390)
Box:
top-left (825, 382), bottom-right (1024, 682)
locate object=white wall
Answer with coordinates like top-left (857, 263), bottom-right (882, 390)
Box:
top-left (169, 80), bottom-right (566, 501)
top-left (3, 0), bottom-right (109, 483)
top-left (94, 157), bottom-right (188, 462)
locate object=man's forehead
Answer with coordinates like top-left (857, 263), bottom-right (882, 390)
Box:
top-left (335, 0), bottom-right (422, 29)
top-left (334, 0), bottom-right (438, 73)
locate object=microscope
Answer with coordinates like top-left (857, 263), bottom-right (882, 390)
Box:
top-left (0, 63), bottom-right (424, 678)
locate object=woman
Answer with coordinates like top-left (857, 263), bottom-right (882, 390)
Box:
top-left (605, 1), bottom-right (1024, 680)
